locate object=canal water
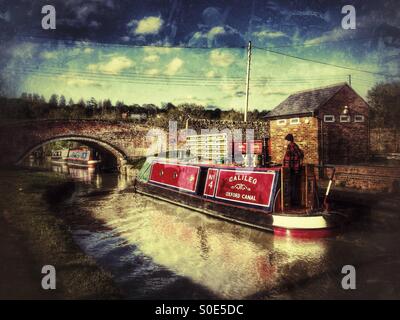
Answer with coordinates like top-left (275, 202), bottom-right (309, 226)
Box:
top-left (22, 161), bottom-right (400, 299)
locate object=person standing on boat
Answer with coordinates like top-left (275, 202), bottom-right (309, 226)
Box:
top-left (283, 134), bottom-right (304, 207)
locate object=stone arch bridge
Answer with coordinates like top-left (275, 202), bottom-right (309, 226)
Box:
top-left (0, 119), bottom-right (152, 172)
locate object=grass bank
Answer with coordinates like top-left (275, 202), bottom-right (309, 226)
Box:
top-left (0, 169), bottom-right (122, 299)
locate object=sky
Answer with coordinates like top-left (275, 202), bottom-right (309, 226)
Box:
top-left (0, 0), bottom-right (399, 111)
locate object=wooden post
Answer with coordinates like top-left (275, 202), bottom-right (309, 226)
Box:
top-left (244, 41), bottom-right (252, 123)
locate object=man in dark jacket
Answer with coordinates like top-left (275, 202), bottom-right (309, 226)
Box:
top-left (283, 134), bottom-right (304, 206)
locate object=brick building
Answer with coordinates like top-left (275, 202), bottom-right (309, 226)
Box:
top-left (265, 83), bottom-right (370, 165)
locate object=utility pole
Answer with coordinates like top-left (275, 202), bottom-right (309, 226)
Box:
top-left (244, 41), bottom-right (252, 122)
top-left (348, 74), bottom-right (352, 87)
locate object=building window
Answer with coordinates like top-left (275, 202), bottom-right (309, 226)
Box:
top-left (354, 115), bottom-right (365, 122)
top-left (324, 115), bottom-right (335, 123)
top-left (340, 115), bottom-right (351, 123)
top-left (290, 118), bottom-right (300, 125)
top-left (277, 119), bottom-right (286, 126)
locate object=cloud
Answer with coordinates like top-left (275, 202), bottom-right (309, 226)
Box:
top-left (209, 50), bottom-right (234, 67)
top-left (58, 75), bottom-right (102, 88)
top-left (208, 26), bottom-right (226, 39)
top-left (0, 10), bottom-right (10, 22)
top-left (205, 70), bottom-right (216, 78)
top-left (220, 82), bottom-right (240, 93)
top-left (59, 0), bottom-right (116, 27)
top-left (87, 56), bottom-right (134, 74)
top-left (253, 30), bottom-right (287, 39)
top-left (131, 16), bottom-right (163, 35)
top-left (41, 51), bottom-right (57, 59)
top-left (188, 25), bottom-right (244, 47)
top-left (304, 28), bottom-right (348, 46)
top-left (165, 58), bottom-right (184, 75)
top-left (143, 46), bottom-right (178, 55)
top-left (11, 43), bottom-right (37, 60)
top-left (145, 68), bottom-right (160, 75)
top-left (143, 54), bottom-right (160, 63)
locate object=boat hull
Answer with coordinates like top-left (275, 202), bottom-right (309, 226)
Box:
top-left (134, 180), bottom-right (343, 238)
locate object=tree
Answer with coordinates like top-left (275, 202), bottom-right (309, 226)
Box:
top-left (115, 100), bottom-right (124, 109)
top-left (59, 95), bottom-right (66, 108)
top-left (68, 98), bottom-right (74, 106)
top-left (77, 98), bottom-right (86, 108)
top-left (103, 99), bottom-right (112, 110)
top-left (49, 94), bottom-right (59, 107)
top-left (211, 108), bottom-right (221, 119)
top-left (367, 81), bottom-right (400, 128)
top-left (86, 97), bottom-right (97, 109)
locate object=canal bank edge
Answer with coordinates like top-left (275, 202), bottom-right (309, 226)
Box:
top-left (0, 169), bottom-right (122, 299)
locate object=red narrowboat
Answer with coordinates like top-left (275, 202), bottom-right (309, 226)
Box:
top-left (134, 158), bottom-right (346, 238)
top-left (134, 133), bottom-right (346, 238)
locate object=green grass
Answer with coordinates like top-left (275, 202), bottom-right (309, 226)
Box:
top-left (0, 169), bottom-right (122, 299)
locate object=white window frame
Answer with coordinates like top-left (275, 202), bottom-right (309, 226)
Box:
top-left (324, 115), bottom-right (335, 123)
top-left (354, 115), bottom-right (365, 123)
top-left (289, 118), bottom-right (300, 125)
top-left (340, 115), bottom-right (351, 123)
top-left (277, 119), bottom-right (287, 126)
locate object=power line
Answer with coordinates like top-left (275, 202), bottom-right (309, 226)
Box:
top-left (259, 36), bottom-right (381, 49)
top-left (6, 65), bottom-right (349, 84)
top-left (253, 46), bottom-right (400, 78)
top-left (5, 67), bottom-right (351, 89)
top-left (14, 35), bottom-right (398, 79)
top-left (26, 66), bottom-right (247, 83)
top-left (5, 69), bottom-right (240, 87)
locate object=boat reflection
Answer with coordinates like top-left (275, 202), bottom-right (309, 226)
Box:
top-left (103, 196), bottom-right (328, 299)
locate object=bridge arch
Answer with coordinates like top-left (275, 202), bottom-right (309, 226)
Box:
top-left (16, 134), bottom-right (129, 170)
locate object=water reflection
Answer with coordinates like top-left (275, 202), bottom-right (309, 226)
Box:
top-left (24, 158), bottom-right (129, 190)
top-left (73, 192), bottom-right (329, 299)
top-left (22, 159), bottom-right (400, 299)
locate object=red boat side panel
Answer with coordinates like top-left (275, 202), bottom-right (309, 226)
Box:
top-left (215, 169), bottom-right (277, 207)
top-left (204, 168), bottom-right (219, 196)
top-left (149, 162), bottom-right (200, 192)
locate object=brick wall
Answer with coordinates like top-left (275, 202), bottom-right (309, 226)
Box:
top-left (323, 165), bottom-right (400, 193)
top-left (319, 86), bottom-right (369, 164)
top-left (269, 116), bottom-right (319, 165)
top-left (370, 128), bottom-right (400, 154)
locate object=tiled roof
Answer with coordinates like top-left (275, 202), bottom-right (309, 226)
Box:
top-left (265, 83), bottom-right (348, 118)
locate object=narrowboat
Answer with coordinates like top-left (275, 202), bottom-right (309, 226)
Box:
top-left (134, 134), bottom-right (346, 238)
top-left (65, 148), bottom-right (101, 168)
